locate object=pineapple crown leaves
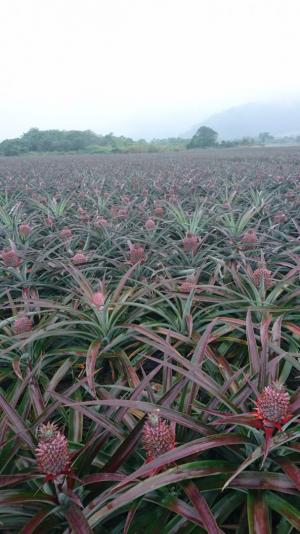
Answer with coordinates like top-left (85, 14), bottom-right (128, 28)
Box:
top-left (37, 421), bottom-right (59, 441)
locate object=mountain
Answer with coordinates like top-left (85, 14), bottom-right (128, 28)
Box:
top-left (184, 100), bottom-right (300, 140)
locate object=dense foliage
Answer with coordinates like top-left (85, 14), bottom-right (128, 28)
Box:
top-left (0, 128), bottom-right (187, 156)
top-left (0, 147), bottom-right (299, 533)
top-left (1, 127), bottom-right (299, 157)
top-left (187, 126), bottom-right (218, 149)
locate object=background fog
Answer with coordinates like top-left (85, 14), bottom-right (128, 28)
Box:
top-left (1, 0), bottom-right (300, 140)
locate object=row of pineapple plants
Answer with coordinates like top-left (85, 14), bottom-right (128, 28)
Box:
top-left (0, 149), bottom-right (299, 532)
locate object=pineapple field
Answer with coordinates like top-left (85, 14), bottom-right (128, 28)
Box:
top-left (0, 147), bottom-right (300, 533)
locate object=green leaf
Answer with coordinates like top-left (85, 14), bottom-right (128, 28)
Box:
top-left (265, 492), bottom-right (300, 531)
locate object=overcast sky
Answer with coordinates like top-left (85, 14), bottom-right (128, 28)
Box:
top-left (1, 0), bottom-right (300, 140)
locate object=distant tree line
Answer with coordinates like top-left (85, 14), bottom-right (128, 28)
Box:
top-left (0, 128), bottom-right (187, 156)
top-left (186, 126), bottom-right (259, 149)
top-left (187, 126), bottom-right (300, 149)
top-left (1, 126), bottom-right (300, 156)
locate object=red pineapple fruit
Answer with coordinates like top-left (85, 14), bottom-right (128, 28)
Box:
top-left (241, 229), bottom-right (257, 249)
top-left (183, 233), bottom-right (199, 254)
top-left (13, 315), bottom-right (33, 334)
top-left (35, 422), bottom-right (71, 480)
top-left (72, 250), bottom-right (87, 265)
top-left (129, 244), bottom-right (145, 265)
top-left (118, 208), bottom-right (128, 219)
top-left (254, 383), bottom-right (290, 430)
top-left (1, 249), bottom-right (21, 267)
top-left (19, 223), bottom-right (31, 237)
top-left (142, 410), bottom-right (175, 465)
top-left (145, 218), bottom-right (156, 230)
top-left (154, 207), bottom-right (164, 217)
top-left (78, 207), bottom-right (89, 221)
top-left (60, 227), bottom-right (72, 240)
top-left (91, 290), bottom-right (105, 309)
top-left (95, 215), bottom-right (108, 227)
top-left (110, 206), bottom-right (119, 217)
top-left (252, 267), bottom-right (272, 288)
top-left (46, 216), bottom-right (54, 227)
top-left (254, 383), bottom-right (291, 465)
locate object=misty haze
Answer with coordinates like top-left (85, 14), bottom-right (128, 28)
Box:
top-left (1, 1), bottom-right (300, 532)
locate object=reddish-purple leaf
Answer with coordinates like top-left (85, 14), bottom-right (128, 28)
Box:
top-left (0, 473), bottom-right (37, 488)
top-left (82, 473), bottom-right (125, 485)
top-left (62, 398), bottom-right (211, 435)
top-left (285, 322), bottom-right (300, 336)
top-left (186, 313), bottom-right (193, 338)
top-left (115, 363), bottom-right (164, 423)
top-left (44, 358), bottom-right (72, 402)
top-left (101, 418), bottom-right (144, 474)
top-left (184, 481), bottom-right (223, 534)
top-left (124, 501), bottom-right (141, 534)
top-left (277, 458), bottom-right (300, 491)
top-left (247, 492), bottom-right (271, 534)
top-left (50, 391), bottom-right (124, 439)
top-left (64, 505), bottom-right (92, 533)
top-left (114, 433), bottom-right (247, 489)
top-left (246, 309), bottom-right (260, 375)
top-left (147, 495), bottom-right (205, 527)
top-left (126, 364), bottom-right (140, 388)
top-left (236, 472), bottom-right (297, 494)
top-left (29, 377), bottom-right (45, 416)
top-left (221, 432), bottom-right (300, 492)
top-left (184, 318), bottom-right (218, 415)
top-left (72, 431), bottom-right (111, 474)
top-left (137, 351), bottom-right (233, 408)
top-left (193, 318), bottom-right (218, 366)
top-left (259, 314), bottom-right (272, 389)
top-left (101, 377), bottom-right (190, 473)
top-left (211, 413), bottom-right (255, 426)
top-left (0, 493), bottom-right (56, 505)
top-left (0, 391), bottom-right (34, 449)
top-left (12, 357), bottom-right (23, 380)
top-left (290, 389), bottom-right (300, 412)
top-left (86, 339), bottom-right (101, 397)
top-left (86, 467), bottom-right (222, 526)
top-left (21, 509), bottom-right (52, 534)
top-left (111, 263), bottom-right (137, 304)
top-left (32, 375), bottom-right (87, 431)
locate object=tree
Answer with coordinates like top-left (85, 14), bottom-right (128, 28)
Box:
top-left (187, 126), bottom-right (218, 149)
top-left (258, 132), bottom-right (274, 145)
top-left (0, 138), bottom-right (26, 156)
